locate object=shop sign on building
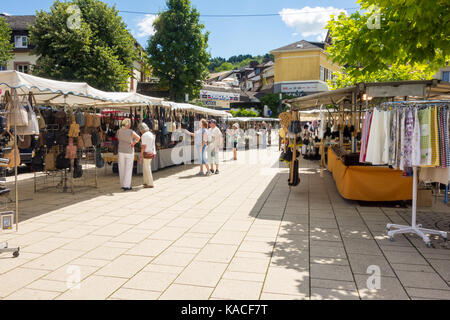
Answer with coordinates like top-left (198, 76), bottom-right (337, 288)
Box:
top-left (201, 100), bottom-right (230, 109)
top-left (200, 90), bottom-right (240, 102)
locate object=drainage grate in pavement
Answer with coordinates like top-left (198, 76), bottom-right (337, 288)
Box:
top-left (397, 210), bottom-right (450, 232)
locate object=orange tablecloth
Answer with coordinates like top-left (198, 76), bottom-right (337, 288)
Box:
top-left (327, 149), bottom-right (412, 201)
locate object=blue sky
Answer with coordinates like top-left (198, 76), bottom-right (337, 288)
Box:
top-left (2, 0), bottom-right (360, 58)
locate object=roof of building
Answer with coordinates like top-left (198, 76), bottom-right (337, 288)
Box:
top-left (1, 15), bottom-right (36, 31)
top-left (271, 40), bottom-right (325, 53)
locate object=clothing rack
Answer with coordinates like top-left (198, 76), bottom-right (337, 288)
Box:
top-left (383, 100), bottom-right (449, 247)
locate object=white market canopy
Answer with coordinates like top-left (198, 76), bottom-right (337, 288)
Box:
top-left (169, 102), bottom-right (230, 118)
top-left (0, 70), bottom-right (164, 108)
top-left (227, 117), bottom-right (279, 122)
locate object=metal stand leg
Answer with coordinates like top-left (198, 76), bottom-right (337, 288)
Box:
top-left (0, 241), bottom-right (20, 257)
top-left (387, 167), bottom-right (448, 247)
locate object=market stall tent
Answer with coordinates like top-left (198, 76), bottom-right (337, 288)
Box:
top-left (0, 70), bottom-right (164, 107)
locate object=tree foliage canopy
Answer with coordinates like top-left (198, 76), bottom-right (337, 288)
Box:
top-left (326, 0), bottom-right (449, 80)
top-left (0, 17), bottom-right (13, 66)
top-left (30, 0), bottom-right (137, 91)
top-left (147, 0), bottom-right (210, 102)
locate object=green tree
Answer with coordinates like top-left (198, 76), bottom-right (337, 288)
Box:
top-left (215, 62), bottom-right (234, 72)
top-left (327, 0), bottom-right (449, 78)
top-left (230, 109), bottom-right (258, 117)
top-left (208, 57), bottom-right (225, 71)
top-left (147, 0), bottom-right (210, 102)
top-left (0, 17), bottom-right (13, 67)
top-left (30, 0), bottom-right (136, 91)
top-left (260, 93), bottom-right (295, 117)
top-left (328, 63), bottom-right (434, 90)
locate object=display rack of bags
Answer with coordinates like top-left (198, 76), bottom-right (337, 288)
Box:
top-left (33, 106), bottom-right (100, 193)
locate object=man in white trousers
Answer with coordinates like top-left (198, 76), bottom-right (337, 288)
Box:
top-left (139, 123), bottom-right (156, 188)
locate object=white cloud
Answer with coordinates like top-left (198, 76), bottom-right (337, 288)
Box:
top-left (136, 14), bottom-right (158, 38)
top-left (279, 6), bottom-right (347, 41)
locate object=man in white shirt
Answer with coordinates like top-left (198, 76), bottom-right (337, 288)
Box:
top-left (207, 119), bottom-right (223, 174)
top-left (139, 123), bottom-right (156, 188)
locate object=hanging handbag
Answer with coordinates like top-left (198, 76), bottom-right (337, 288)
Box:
top-left (31, 148), bottom-right (44, 172)
top-left (95, 150), bottom-right (105, 168)
top-left (77, 136), bottom-right (85, 149)
top-left (44, 152), bottom-right (57, 171)
top-left (44, 131), bottom-right (56, 147)
top-left (56, 152), bottom-right (71, 170)
top-left (73, 158), bottom-right (83, 178)
top-left (0, 132), bottom-right (21, 168)
top-left (41, 108), bottom-right (54, 125)
top-left (91, 130), bottom-right (100, 147)
top-left (17, 135), bottom-right (31, 149)
top-left (93, 114), bottom-right (101, 128)
top-left (75, 110), bottom-right (86, 127)
top-left (68, 116), bottom-right (80, 138)
top-left (0, 116), bottom-right (7, 134)
top-left (6, 91), bottom-right (29, 128)
top-left (65, 138), bottom-right (77, 159)
top-left (82, 133), bottom-right (93, 148)
top-left (84, 112), bottom-right (94, 128)
top-left (55, 131), bottom-right (68, 146)
top-left (54, 110), bottom-right (67, 126)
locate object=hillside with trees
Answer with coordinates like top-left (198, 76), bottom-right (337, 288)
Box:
top-left (209, 53), bottom-right (273, 72)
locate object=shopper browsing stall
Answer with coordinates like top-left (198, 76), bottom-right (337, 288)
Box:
top-left (139, 123), bottom-right (156, 189)
top-left (231, 123), bottom-right (240, 161)
top-left (116, 118), bottom-right (140, 191)
top-left (207, 119), bottom-right (222, 174)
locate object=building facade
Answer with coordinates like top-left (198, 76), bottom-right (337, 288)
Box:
top-left (270, 40), bottom-right (341, 96)
top-left (1, 14), bottom-right (146, 93)
top-left (1, 15), bottom-right (38, 73)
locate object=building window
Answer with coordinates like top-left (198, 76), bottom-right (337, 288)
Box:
top-left (0, 65), bottom-right (6, 71)
top-left (16, 64), bottom-right (29, 74)
top-left (14, 36), bottom-right (28, 49)
top-left (327, 70), bottom-right (333, 81)
top-left (443, 71), bottom-right (450, 82)
top-left (320, 66), bottom-right (325, 81)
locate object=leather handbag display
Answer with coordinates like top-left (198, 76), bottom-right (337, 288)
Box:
top-left (17, 135), bottom-right (31, 149)
top-left (54, 110), bottom-right (67, 126)
top-left (56, 152), bottom-right (70, 170)
top-left (75, 110), bottom-right (86, 127)
top-left (93, 114), bottom-right (101, 128)
top-left (82, 133), bottom-right (93, 148)
top-left (95, 150), bottom-right (105, 168)
top-left (77, 136), bottom-right (84, 149)
top-left (31, 149), bottom-right (44, 172)
top-left (0, 132), bottom-right (21, 168)
top-left (44, 152), bottom-right (57, 171)
top-left (55, 131), bottom-right (68, 146)
top-left (6, 91), bottom-right (29, 128)
top-left (68, 115), bottom-right (80, 138)
top-left (73, 158), bottom-right (83, 178)
top-left (84, 113), bottom-right (94, 128)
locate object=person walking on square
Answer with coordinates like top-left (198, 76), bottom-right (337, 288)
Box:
top-left (138, 123), bottom-right (156, 188)
top-left (186, 118), bottom-right (212, 176)
top-left (231, 123), bottom-right (239, 160)
top-left (116, 118), bottom-right (140, 191)
top-left (207, 119), bottom-right (222, 174)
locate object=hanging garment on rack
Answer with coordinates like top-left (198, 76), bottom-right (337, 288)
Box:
top-left (430, 107), bottom-right (440, 167)
top-left (418, 107), bottom-right (432, 166)
top-left (411, 108), bottom-right (421, 167)
top-left (439, 107), bottom-right (450, 167)
top-left (365, 109), bottom-right (388, 165)
top-left (402, 108), bottom-right (413, 170)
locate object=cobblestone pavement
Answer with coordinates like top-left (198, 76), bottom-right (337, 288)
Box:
top-left (0, 146), bottom-right (449, 300)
